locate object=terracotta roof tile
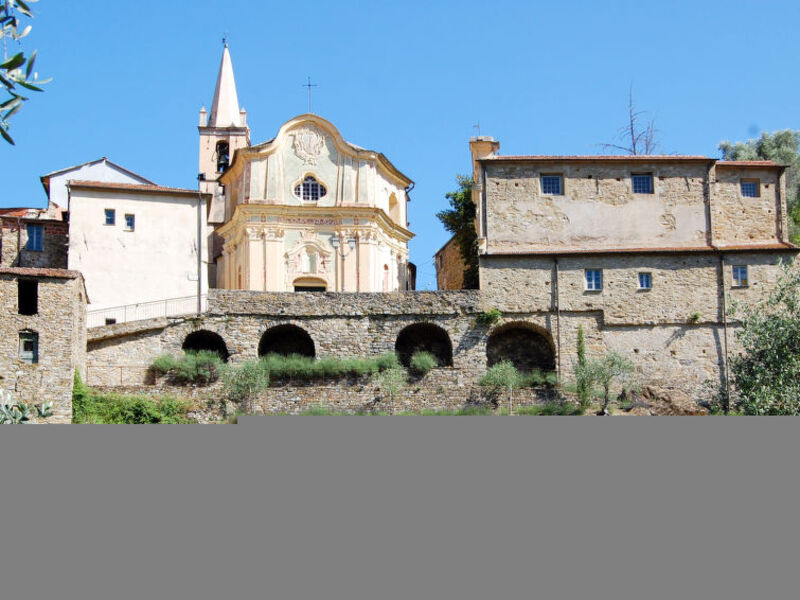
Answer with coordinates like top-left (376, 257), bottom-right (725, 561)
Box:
top-left (482, 155), bottom-right (713, 162)
top-left (485, 242), bottom-right (797, 257)
top-left (0, 267), bottom-right (84, 279)
top-left (68, 181), bottom-right (210, 196)
top-left (716, 160), bottom-right (784, 168)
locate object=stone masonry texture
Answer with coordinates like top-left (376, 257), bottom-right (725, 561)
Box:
top-left (0, 270), bottom-right (86, 422)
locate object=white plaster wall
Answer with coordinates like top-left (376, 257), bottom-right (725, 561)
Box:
top-left (48, 162), bottom-right (149, 207)
top-left (68, 189), bottom-right (208, 310)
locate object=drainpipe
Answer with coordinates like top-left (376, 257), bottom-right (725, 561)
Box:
top-left (16, 216), bottom-right (22, 267)
top-left (197, 192), bottom-right (203, 315)
top-left (554, 257), bottom-right (562, 380)
top-left (719, 252), bottom-right (731, 412)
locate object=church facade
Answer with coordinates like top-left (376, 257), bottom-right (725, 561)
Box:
top-left (198, 46), bottom-right (414, 293)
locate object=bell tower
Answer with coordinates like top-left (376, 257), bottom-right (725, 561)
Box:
top-left (198, 42), bottom-right (250, 224)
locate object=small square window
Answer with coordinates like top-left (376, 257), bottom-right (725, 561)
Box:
top-left (25, 224), bottom-right (43, 251)
top-left (124, 214), bottom-right (135, 231)
top-left (585, 269), bottom-right (603, 291)
top-left (105, 318), bottom-right (117, 326)
top-left (740, 179), bottom-right (760, 198)
top-left (105, 209), bottom-right (116, 225)
top-left (638, 272), bottom-right (652, 290)
top-left (632, 173), bottom-right (654, 194)
top-left (732, 265), bottom-right (748, 287)
top-left (541, 174), bottom-right (563, 195)
top-left (19, 332), bottom-right (38, 364)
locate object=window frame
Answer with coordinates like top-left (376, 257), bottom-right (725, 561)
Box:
top-left (25, 224), bottom-right (43, 252)
top-left (104, 209), bottom-right (116, 226)
top-left (124, 213), bottom-right (135, 232)
top-left (740, 179), bottom-right (760, 198)
top-left (540, 173), bottom-right (564, 196)
top-left (732, 265), bottom-right (749, 288)
top-left (638, 272), bottom-right (652, 291)
top-left (585, 269), bottom-right (603, 292)
top-left (293, 175), bottom-right (328, 203)
top-left (631, 173), bottom-right (654, 195)
top-left (19, 331), bottom-right (39, 365)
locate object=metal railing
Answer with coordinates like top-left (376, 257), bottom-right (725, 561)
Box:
top-left (87, 295), bottom-right (208, 328)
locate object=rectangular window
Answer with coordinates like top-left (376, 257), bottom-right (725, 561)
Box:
top-left (18, 280), bottom-right (38, 315)
top-left (19, 332), bottom-right (38, 364)
top-left (124, 214), bottom-right (135, 231)
top-left (541, 174), bottom-right (564, 195)
top-left (638, 272), bottom-right (652, 290)
top-left (105, 209), bottom-right (116, 225)
top-left (740, 179), bottom-right (760, 198)
top-left (585, 269), bottom-right (603, 291)
top-left (105, 318), bottom-right (117, 326)
top-left (25, 224), bottom-right (43, 251)
top-left (732, 265), bottom-right (749, 287)
top-left (632, 173), bottom-right (654, 194)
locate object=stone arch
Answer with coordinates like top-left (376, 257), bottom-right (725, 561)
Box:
top-left (293, 276), bottom-right (327, 292)
top-left (395, 322), bottom-right (453, 368)
top-left (182, 330), bottom-right (230, 362)
top-left (259, 324), bottom-right (316, 358)
top-left (486, 322), bottom-right (556, 372)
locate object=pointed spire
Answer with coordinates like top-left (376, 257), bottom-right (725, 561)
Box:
top-left (209, 44), bottom-right (242, 128)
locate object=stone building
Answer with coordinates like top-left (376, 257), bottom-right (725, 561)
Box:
top-left (459, 136), bottom-right (797, 392)
top-left (0, 205), bottom-right (68, 269)
top-left (0, 267), bottom-right (87, 422)
top-left (435, 236), bottom-right (468, 291)
top-left (198, 45), bottom-right (415, 293)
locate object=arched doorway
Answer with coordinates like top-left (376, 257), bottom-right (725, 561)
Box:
top-left (395, 323), bottom-right (453, 367)
top-left (258, 324), bottom-right (316, 358)
top-left (182, 330), bottom-right (230, 362)
top-left (486, 323), bottom-right (555, 372)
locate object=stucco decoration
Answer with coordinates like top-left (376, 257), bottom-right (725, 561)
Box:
top-left (292, 126), bottom-right (325, 165)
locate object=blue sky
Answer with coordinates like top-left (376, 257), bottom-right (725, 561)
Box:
top-left (2, 0), bottom-right (798, 289)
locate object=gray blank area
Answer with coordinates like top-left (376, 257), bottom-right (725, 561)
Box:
top-left (1, 418), bottom-right (799, 600)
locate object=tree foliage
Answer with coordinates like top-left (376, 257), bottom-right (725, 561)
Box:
top-left (436, 175), bottom-right (479, 289)
top-left (719, 130), bottom-right (800, 243)
top-left (1, 0), bottom-right (47, 144)
top-left (725, 261), bottom-right (800, 415)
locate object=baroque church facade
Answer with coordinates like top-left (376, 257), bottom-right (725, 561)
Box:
top-left (198, 45), bottom-right (414, 294)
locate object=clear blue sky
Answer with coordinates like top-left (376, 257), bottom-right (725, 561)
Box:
top-left (2, 0), bottom-right (798, 289)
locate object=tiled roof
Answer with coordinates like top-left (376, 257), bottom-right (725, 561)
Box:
top-left (485, 242), bottom-right (798, 256)
top-left (69, 181), bottom-right (210, 196)
top-left (0, 267), bottom-right (84, 279)
top-left (482, 155), bottom-right (713, 162)
top-left (716, 161), bottom-right (784, 168)
top-left (0, 208), bottom-right (33, 217)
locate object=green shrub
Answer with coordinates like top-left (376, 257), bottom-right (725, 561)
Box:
top-left (151, 354), bottom-right (178, 375)
top-left (409, 351), bottom-right (438, 375)
top-left (476, 308), bottom-right (502, 326)
top-left (262, 352), bottom-right (400, 381)
top-left (520, 369), bottom-right (559, 388)
top-left (515, 402), bottom-right (581, 416)
top-left (150, 351), bottom-right (224, 385)
top-left (223, 359), bottom-right (270, 403)
top-left (72, 373), bottom-right (193, 424)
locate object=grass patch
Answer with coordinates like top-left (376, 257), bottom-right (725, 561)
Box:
top-left (263, 352), bottom-right (400, 381)
top-left (150, 350), bottom-right (224, 385)
top-left (409, 351), bottom-right (438, 375)
top-left (515, 402), bottom-right (583, 416)
top-left (73, 372), bottom-right (194, 424)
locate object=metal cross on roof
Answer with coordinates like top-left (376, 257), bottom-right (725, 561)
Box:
top-left (302, 76), bottom-right (318, 113)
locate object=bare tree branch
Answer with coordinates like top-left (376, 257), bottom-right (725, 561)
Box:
top-left (599, 86), bottom-right (659, 155)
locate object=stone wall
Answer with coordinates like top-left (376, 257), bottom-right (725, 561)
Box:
top-left (479, 159), bottom-right (788, 254)
top-left (94, 368), bottom-right (559, 421)
top-left (0, 269), bottom-right (87, 422)
top-left (436, 235), bottom-right (467, 290)
top-left (0, 218), bottom-right (68, 269)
